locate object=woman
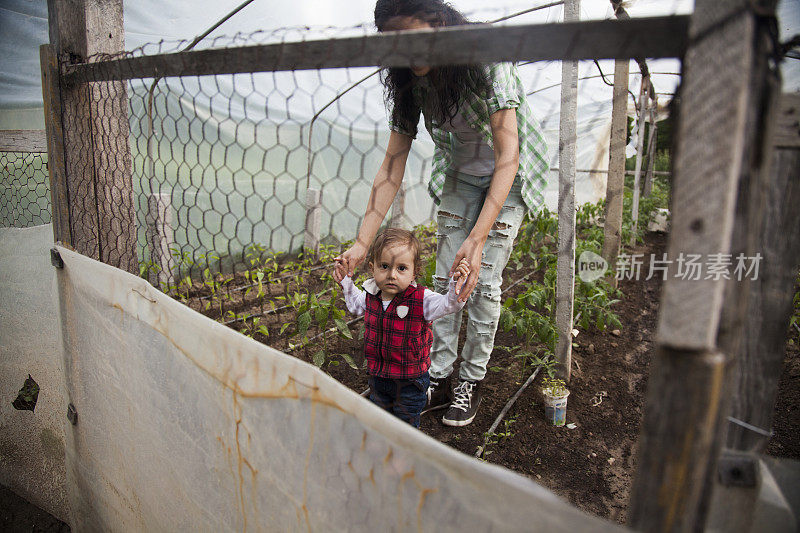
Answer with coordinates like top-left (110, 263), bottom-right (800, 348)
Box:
top-left (337, 0), bottom-right (549, 427)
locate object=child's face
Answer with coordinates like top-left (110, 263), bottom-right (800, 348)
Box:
top-left (370, 243), bottom-right (416, 300)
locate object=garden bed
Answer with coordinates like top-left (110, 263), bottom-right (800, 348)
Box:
top-left (146, 178), bottom-right (799, 523)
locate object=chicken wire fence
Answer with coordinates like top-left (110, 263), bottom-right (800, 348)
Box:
top-left (58, 25), bottom-right (558, 283)
top-left (46, 3), bottom-right (688, 287)
top-left (0, 151), bottom-right (51, 228)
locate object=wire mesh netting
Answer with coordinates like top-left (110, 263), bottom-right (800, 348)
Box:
top-left (55, 3), bottom-right (685, 288)
top-left (0, 151), bottom-right (51, 228)
top-left (61, 25), bottom-right (563, 284)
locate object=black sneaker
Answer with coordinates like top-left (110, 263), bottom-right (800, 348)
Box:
top-left (442, 379), bottom-right (483, 427)
top-left (424, 374), bottom-right (452, 413)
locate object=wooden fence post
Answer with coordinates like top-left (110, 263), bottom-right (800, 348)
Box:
top-left (643, 97), bottom-right (658, 197)
top-left (40, 45), bottom-right (71, 245)
top-left (304, 188), bottom-right (322, 256)
top-left (46, 0), bottom-right (137, 273)
top-left (629, 74), bottom-right (648, 246)
top-left (724, 93), bottom-right (800, 451)
top-left (555, 0), bottom-right (579, 382)
top-left (707, 93), bottom-right (799, 533)
top-left (145, 192), bottom-right (175, 289)
top-left (601, 59), bottom-right (629, 289)
top-left (627, 1), bottom-right (781, 531)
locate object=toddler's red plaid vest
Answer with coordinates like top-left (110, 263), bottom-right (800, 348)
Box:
top-left (364, 283), bottom-right (432, 379)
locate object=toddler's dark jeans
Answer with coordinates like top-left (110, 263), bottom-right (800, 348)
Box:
top-left (368, 372), bottom-right (429, 428)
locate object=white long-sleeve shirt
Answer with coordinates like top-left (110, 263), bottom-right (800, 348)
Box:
top-left (339, 276), bottom-right (465, 321)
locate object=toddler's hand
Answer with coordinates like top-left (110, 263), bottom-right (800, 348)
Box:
top-left (333, 258), bottom-right (348, 284)
top-left (452, 258), bottom-right (470, 295)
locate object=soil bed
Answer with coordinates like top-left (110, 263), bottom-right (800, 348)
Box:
top-left (177, 229), bottom-right (800, 523)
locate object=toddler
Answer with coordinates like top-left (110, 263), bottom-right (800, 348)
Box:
top-left (333, 228), bottom-right (469, 428)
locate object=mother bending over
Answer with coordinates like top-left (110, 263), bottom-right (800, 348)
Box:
top-left (337, 0), bottom-right (549, 427)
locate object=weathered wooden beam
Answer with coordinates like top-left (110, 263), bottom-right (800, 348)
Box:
top-left (62, 16), bottom-right (689, 83)
top-left (642, 98), bottom-right (658, 197)
top-left (772, 93), bottom-right (800, 148)
top-left (724, 93), bottom-right (800, 453)
top-left (48, 0), bottom-right (137, 273)
top-left (601, 58), bottom-right (629, 289)
top-left (40, 45), bottom-right (70, 245)
top-left (0, 130), bottom-right (48, 153)
top-left (304, 188), bottom-right (322, 256)
top-left (145, 192), bottom-right (175, 289)
top-left (555, 0), bottom-right (579, 382)
top-left (628, 1), bottom-right (781, 531)
top-left (628, 74), bottom-right (649, 246)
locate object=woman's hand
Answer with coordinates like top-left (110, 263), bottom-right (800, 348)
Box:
top-left (450, 236), bottom-right (485, 302)
top-left (335, 241), bottom-right (368, 279)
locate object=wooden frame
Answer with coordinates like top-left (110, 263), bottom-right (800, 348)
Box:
top-left (62, 16), bottom-right (689, 82)
top-left (0, 130), bottom-right (48, 153)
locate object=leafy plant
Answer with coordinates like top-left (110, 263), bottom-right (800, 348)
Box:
top-left (422, 254), bottom-right (436, 287)
top-left (496, 415), bottom-right (517, 441)
top-left (573, 278), bottom-right (622, 333)
top-left (499, 268), bottom-right (558, 351)
top-left (138, 259), bottom-right (161, 280)
top-left (226, 311), bottom-right (269, 339)
top-left (541, 376), bottom-right (568, 397)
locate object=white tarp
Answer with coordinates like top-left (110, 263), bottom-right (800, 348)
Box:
top-left (0, 223), bottom-right (69, 522)
top-left (55, 243), bottom-right (625, 531)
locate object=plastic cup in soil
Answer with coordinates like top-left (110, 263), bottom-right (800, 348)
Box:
top-left (543, 389), bottom-right (570, 427)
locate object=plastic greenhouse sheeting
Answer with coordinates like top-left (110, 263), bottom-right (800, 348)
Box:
top-left (0, 224), bottom-right (69, 522)
top-left (54, 244), bottom-right (625, 532)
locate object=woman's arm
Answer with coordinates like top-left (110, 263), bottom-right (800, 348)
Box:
top-left (336, 131), bottom-right (413, 276)
top-left (451, 108), bottom-right (520, 301)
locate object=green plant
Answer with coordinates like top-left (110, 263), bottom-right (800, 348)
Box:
top-left (541, 376), bottom-right (568, 397)
top-left (290, 291), bottom-right (355, 370)
top-left (496, 415), bottom-right (517, 441)
top-left (573, 278), bottom-right (622, 332)
top-left (621, 174), bottom-right (670, 245)
top-left (499, 267), bottom-right (558, 351)
top-left (576, 200), bottom-right (604, 230)
top-left (510, 209), bottom-right (558, 271)
top-left (421, 254), bottom-right (436, 287)
top-left (138, 259), bottom-right (161, 280)
top-left (225, 311), bottom-right (269, 339)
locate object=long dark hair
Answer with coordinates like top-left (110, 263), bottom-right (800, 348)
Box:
top-left (374, 0), bottom-right (489, 135)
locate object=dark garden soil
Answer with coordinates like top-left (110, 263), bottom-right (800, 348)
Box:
top-left (413, 232), bottom-right (668, 524)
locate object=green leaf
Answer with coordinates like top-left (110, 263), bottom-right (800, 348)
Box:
top-left (279, 322), bottom-right (290, 335)
top-left (315, 305), bottom-right (329, 328)
top-left (312, 350), bottom-right (326, 367)
top-left (334, 318), bottom-right (353, 339)
top-left (339, 352), bottom-right (359, 370)
top-left (297, 311), bottom-right (312, 336)
top-left (257, 325), bottom-right (269, 337)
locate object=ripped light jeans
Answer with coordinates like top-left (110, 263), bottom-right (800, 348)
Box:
top-left (430, 170), bottom-right (526, 382)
